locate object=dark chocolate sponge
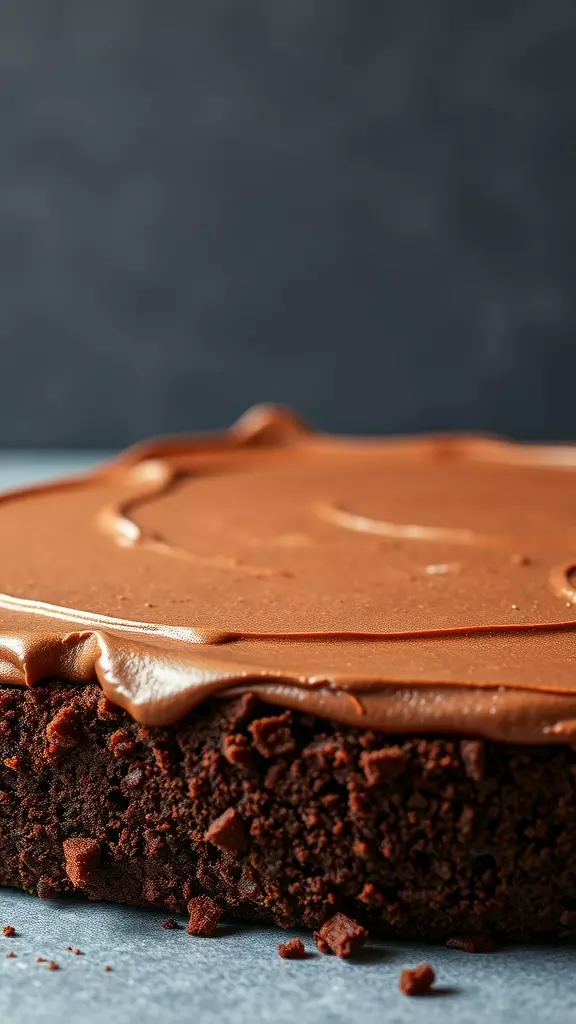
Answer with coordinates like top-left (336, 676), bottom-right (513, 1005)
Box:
top-left (0, 682), bottom-right (575, 939)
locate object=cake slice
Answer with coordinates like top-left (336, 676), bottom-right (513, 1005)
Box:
top-left (0, 405), bottom-right (575, 938)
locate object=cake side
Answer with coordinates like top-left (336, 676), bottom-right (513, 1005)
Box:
top-left (2, 681), bottom-right (575, 939)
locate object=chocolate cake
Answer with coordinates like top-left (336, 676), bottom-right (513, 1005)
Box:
top-left (1, 404), bottom-right (576, 938)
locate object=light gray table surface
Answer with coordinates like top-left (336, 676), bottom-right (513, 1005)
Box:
top-left (0, 453), bottom-right (574, 1024)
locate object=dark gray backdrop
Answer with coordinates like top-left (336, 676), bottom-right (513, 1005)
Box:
top-left (1, 0), bottom-right (575, 447)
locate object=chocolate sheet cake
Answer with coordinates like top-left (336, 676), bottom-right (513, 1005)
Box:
top-left (1, 404), bottom-right (576, 937)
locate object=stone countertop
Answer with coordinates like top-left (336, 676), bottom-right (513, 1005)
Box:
top-left (0, 889), bottom-right (575, 1024)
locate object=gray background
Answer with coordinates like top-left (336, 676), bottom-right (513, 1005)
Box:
top-left (0, 0), bottom-right (575, 447)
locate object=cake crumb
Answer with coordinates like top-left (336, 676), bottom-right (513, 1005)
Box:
top-left (360, 746), bottom-right (407, 785)
top-left (6, 951), bottom-right (16, 958)
top-left (399, 964), bottom-right (436, 996)
top-left (204, 808), bottom-right (247, 854)
top-left (47, 961), bottom-right (60, 971)
top-left (46, 707), bottom-right (80, 751)
top-left (36, 956), bottom-right (47, 963)
top-left (446, 935), bottom-right (494, 953)
top-left (162, 918), bottom-right (181, 930)
top-left (62, 837), bottom-right (101, 888)
top-left (249, 712), bottom-right (295, 758)
top-left (278, 938), bottom-right (306, 959)
top-left (104, 965), bottom-right (113, 972)
top-left (313, 913), bottom-right (367, 958)
top-left (2, 925), bottom-right (16, 937)
top-left (187, 896), bottom-right (222, 937)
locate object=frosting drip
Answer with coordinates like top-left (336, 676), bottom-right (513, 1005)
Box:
top-left (1, 404), bottom-right (576, 742)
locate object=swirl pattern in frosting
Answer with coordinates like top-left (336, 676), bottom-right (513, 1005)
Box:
top-left (1, 404), bottom-right (576, 742)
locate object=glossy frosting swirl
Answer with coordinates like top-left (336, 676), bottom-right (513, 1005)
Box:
top-left (2, 404), bottom-right (576, 743)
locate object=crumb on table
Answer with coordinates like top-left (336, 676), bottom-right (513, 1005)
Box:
top-left (278, 938), bottom-right (306, 959)
top-left (399, 964), bottom-right (436, 996)
top-left (187, 896), bottom-right (222, 937)
top-left (313, 913), bottom-right (367, 958)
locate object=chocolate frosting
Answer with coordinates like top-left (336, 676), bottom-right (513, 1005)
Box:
top-left (2, 404), bottom-right (576, 743)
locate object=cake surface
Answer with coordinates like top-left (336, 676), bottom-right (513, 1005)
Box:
top-left (1, 402), bottom-right (576, 741)
top-left (1, 405), bottom-right (576, 937)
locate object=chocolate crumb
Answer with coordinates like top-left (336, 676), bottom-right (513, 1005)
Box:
top-left (47, 960), bottom-right (60, 971)
top-left (446, 935), bottom-right (494, 953)
top-left (313, 913), bottom-right (368, 958)
top-left (162, 918), bottom-right (181, 930)
top-left (46, 707), bottom-right (80, 751)
top-left (204, 808), bottom-right (247, 854)
top-left (249, 712), bottom-right (295, 758)
top-left (399, 964), bottom-right (436, 996)
top-left (73, 948), bottom-right (84, 955)
top-left (6, 952), bottom-right (16, 958)
top-left (2, 925), bottom-right (16, 937)
top-left (360, 746), bottom-right (407, 785)
top-left (62, 837), bottom-right (101, 887)
top-left (222, 734), bottom-right (256, 770)
top-left (104, 965), bottom-right (113, 972)
top-left (278, 937), bottom-right (306, 959)
top-left (36, 956), bottom-right (47, 963)
top-left (187, 895), bottom-right (222, 937)
top-left (108, 728), bottom-right (136, 758)
top-left (65, 945), bottom-right (73, 951)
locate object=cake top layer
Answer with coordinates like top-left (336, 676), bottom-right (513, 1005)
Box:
top-left (1, 404), bottom-right (576, 742)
